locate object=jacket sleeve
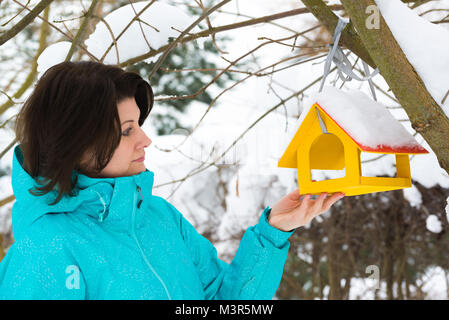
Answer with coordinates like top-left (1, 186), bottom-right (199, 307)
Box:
top-left (0, 235), bottom-right (87, 300)
top-left (168, 202), bottom-right (295, 300)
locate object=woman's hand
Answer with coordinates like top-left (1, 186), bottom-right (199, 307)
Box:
top-left (268, 190), bottom-right (345, 232)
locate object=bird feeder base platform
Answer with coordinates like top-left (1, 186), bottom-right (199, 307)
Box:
top-left (299, 176), bottom-right (412, 197)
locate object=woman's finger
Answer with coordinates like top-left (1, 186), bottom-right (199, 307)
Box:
top-left (287, 188), bottom-right (301, 201)
top-left (322, 192), bottom-right (345, 211)
top-left (309, 192), bottom-right (328, 215)
top-left (299, 194), bottom-right (312, 209)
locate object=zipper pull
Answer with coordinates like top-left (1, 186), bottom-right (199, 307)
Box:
top-left (136, 185), bottom-right (143, 208)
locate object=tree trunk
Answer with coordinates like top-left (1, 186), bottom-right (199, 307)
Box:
top-left (341, 0), bottom-right (449, 174)
top-left (326, 213), bottom-right (341, 299)
top-left (301, 0), bottom-right (376, 68)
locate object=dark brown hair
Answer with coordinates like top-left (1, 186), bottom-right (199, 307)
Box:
top-left (15, 61), bottom-right (154, 205)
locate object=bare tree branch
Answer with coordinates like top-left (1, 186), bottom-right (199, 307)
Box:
top-left (100, 0), bottom-right (158, 62)
top-left (65, 0), bottom-right (99, 61)
top-left (0, 4), bottom-right (51, 116)
top-left (1, 0), bottom-right (31, 27)
top-left (147, 0), bottom-right (233, 81)
top-left (340, 0), bottom-right (449, 175)
top-left (154, 25), bottom-right (322, 104)
top-left (119, 6), bottom-right (340, 67)
top-left (11, 0), bottom-right (99, 61)
top-left (0, 0), bottom-right (53, 46)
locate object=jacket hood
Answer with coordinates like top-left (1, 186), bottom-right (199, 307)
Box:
top-left (11, 144), bottom-right (155, 239)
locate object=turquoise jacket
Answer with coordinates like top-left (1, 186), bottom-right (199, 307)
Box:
top-left (0, 145), bottom-right (295, 299)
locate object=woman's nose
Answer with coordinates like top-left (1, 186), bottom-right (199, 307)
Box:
top-left (145, 135), bottom-right (152, 148)
top-left (139, 129), bottom-right (152, 148)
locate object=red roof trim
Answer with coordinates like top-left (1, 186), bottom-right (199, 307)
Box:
top-left (315, 102), bottom-right (429, 154)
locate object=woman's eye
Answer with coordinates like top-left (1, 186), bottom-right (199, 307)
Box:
top-left (122, 128), bottom-right (132, 136)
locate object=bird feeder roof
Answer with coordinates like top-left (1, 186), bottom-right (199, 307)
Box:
top-left (292, 86), bottom-right (429, 154)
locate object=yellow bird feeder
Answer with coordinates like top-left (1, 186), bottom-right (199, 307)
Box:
top-left (278, 87), bottom-right (429, 197)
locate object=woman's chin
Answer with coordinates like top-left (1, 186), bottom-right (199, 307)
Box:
top-left (130, 163), bottom-right (146, 174)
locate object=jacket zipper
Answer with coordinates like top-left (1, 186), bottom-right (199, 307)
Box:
top-left (131, 185), bottom-right (172, 300)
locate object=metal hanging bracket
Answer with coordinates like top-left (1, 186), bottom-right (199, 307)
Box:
top-left (319, 17), bottom-right (379, 101)
top-left (315, 107), bottom-right (328, 134)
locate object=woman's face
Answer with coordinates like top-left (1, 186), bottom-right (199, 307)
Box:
top-left (81, 97), bottom-right (152, 178)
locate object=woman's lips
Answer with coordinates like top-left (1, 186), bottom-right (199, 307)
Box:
top-left (134, 156), bottom-right (145, 162)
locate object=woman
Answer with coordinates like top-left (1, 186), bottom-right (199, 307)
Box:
top-left (0, 61), bottom-right (344, 299)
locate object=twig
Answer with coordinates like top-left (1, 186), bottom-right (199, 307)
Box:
top-left (442, 89), bottom-right (449, 105)
top-left (119, 7), bottom-right (331, 67)
top-left (0, 194), bottom-right (15, 208)
top-left (0, 137), bottom-right (18, 160)
top-left (0, 5), bottom-right (51, 116)
top-left (155, 25), bottom-right (321, 103)
top-left (0, 113), bottom-right (18, 129)
top-left (92, 14), bottom-right (120, 64)
top-left (65, 0), bottom-right (99, 61)
top-left (0, 0), bottom-right (53, 46)
top-left (0, 0), bottom-right (30, 27)
top-left (160, 52), bottom-right (327, 77)
top-left (0, 89), bottom-right (22, 106)
top-left (147, 0), bottom-right (233, 81)
top-left (128, 0), bottom-right (153, 53)
top-left (11, 0), bottom-right (99, 61)
top-left (213, 7), bottom-right (344, 42)
top-left (100, 0), bottom-right (157, 62)
top-left (195, 0), bottom-right (228, 54)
